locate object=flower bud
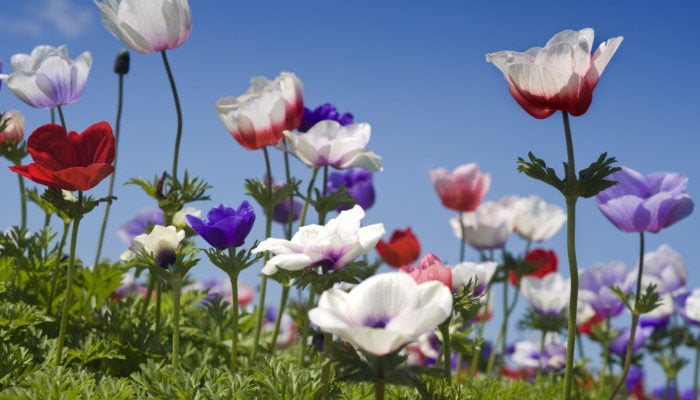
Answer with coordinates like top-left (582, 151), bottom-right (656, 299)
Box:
top-left (113, 49), bottom-right (130, 75)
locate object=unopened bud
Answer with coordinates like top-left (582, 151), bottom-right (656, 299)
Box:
top-left (113, 49), bottom-right (130, 75)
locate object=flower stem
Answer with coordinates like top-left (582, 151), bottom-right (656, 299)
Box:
top-left (56, 106), bottom-right (66, 130)
top-left (375, 355), bottom-right (386, 400)
top-left (171, 274), bottom-right (182, 368)
top-left (17, 174), bottom-right (26, 231)
top-left (94, 70), bottom-right (125, 267)
top-left (282, 138), bottom-right (295, 239)
top-left (54, 191), bottom-right (83, 365)
top-left (609, 231), bottom-right (646, 399)
top-left (298, 168), bottom-right (319, 227)
top-left (228, 248), bottom-right (240, 372)
top-left (458, 211), bottom-right (466, 262)
top-left (470, 287), bottom-right (490, 375)
top-left (252, 147), bottom-right (275, 359)
top-left (561, 111), bottom-right (580, 400)
top-left (269, 281), bottom-right (291, 353)
top-left (439, 317), bottom-right (452, 383)
top-left (161, 50), bottom-right (183, 180)
top-left (693, 337), bottom-right (699, 400)
top-left (298, 288), bottom-right (316, 365)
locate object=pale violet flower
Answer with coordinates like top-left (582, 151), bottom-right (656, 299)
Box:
top-left (513, 195), bottom-right (566, 242)
top-left (121, 225), bottom-right (185, 268)
top-left (521, 273), bottom-right (570, 315)
top-left (578, 261), bottom-right (631, 318)
top-left (94, 0), bottom-right (192, 54)
top-left (451, 260), bottom-right (498, 295)
top-left (252, 205), bottom-right (385, 275)
top-left (629, 244), bottom-right (686, 295)
top-left (640, 292), bottom-right (674, 328)
top-left (450, 198), bottom-right (516, 250)
top-left (308, 272), bottom-right (453, 356)
top-left (510, 333), bottom-right (566, 371)
top-left (676, 288), bottom-right (700, 325)
top-left (284, 120), bottom-right (382, 171)
top-left (0, 45), bottom-right (92, 108)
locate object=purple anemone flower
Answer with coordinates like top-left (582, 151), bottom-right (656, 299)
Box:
top-left (186, 201), bottom-right (255, 250)
top-left (595, 166), bottom-right (693, 233)
top-left (298, 102), bottom-right (354, 132)
top-left (327, 167), bottom-right (375, 211)
top-left (578, 261), bottom-right (631, 318)
top-left (273, 197), bottom-right (302, 224)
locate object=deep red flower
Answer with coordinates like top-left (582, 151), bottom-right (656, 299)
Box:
top-left (577, 312), bottom-right (605, 335)
top-left (508, 248), bottom-right (558, 286)
top-left (10, 122), bottom-right (115, 191)
top-left (375, 227), bottom-right (420, 268)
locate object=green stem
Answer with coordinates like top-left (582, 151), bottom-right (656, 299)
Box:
top-left (375, 355), bottom-right (385, 400)
top-left (458, 211), bottom-right (466, 262)
top-left (598, 317), bottom-right (611, 396)
top-left (693, 338), bottom-right (699, 400)
top-left (439, 317), bottom-right (452, 383)
top-left (228, 248), bottom-right (240, 372)
top-left (561, 111), bottom-right (579, 400)
top-left (609, 232), bottom-right (645, 399)
top-left (161, 50), bottom-right (183, 180)
top-left (17, 174), bottom-right (26, 231)
top-left (171, 274), bottom-right (182, 368)
top-left (470, 287), bottom-right (491, 375)
top-left (320, 332), bottom-right (332, 397)
top-left (94, 71), bottom-right (125, 267)
top-left (536, 331), bottom-right (546, 378)
top-left (56, 105), bottom-right (66, 130)
top-left (282, 138), bottom-right (295, 239)
top-left (269, 282), bottom-right (291, 353)
top-left (54, 191), bottom-right (83, 365)
top-left (252, 147), bottom-right (275, 359)
top-left (298, 288), bottom-right (316, 365)
top-left (155, 279), bottom-right (162, 335)
top-left (500, 273), bottom-right (510, 359)
top-left (298, 168), bottom-right (319, 228)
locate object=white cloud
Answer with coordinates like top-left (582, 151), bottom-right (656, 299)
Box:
top-left (0, 0), bottom-right (93, 38)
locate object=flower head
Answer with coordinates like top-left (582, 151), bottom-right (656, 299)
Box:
top-left (0, 110), bottom-right (25, 146)
top-left (327, 168), bottom-right (375, 211)
top-left (121, 225), bottom-right (185, 269)
top-left (512, 195), bottom-right (565, 242)
top-left (217, 72), bottom-right (304, 150)
top-left (450, 198), bottom-right (516, 250)
top-left (375, 227), bottom-right (420, 268)
top-left (595, 166), bottom-right (693, 233)
top-left (0, 45), bottom-right (92, 109)
top-left (509, 333), bottom-right (566, 372)
top-left (451, 260), bottom-right (498, 295)
top-left (578, 261), bottom-right (631, 318)
top-left (186, 201), bottom-right (255, 250)
top-left (633, 244), bottom-right (686, 295)
top-left (508, 248), bottom-right (558, 286)
top-left (486, 28), bottom-right (623, 118)
top-left (298, 103), bottom-right (354, 132)
top-left (94, 0), bottom-right (191, 54)
top-left (10, 122), bottom-right (115, 191)
top-left (609, 324), bottom-right (654, 357)
top-left (401, 253), bottom-right (452, 289)
top-left (117, 208), bottom-right (165, 245)
top-left (520, 273), bottom-right (570, 315)
top-left (285, 121), bottom-right (382, 171)
top-left (252, 205), bottom-right (384, 275)
top-left (676, 288), bottom-right (700, 325)
top-left (308, 272), bottom-right (453, 356)
top-left (429, 163), bottom-right (490, 212)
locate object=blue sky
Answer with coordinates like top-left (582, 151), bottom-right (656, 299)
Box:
top-left (2, 0), bottom-right (699, 391)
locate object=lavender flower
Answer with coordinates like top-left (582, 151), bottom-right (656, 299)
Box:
top-left (117, 208), bottom-right (164, 245)
top-left (186, 201), bottom-right (255, 250)
top-left (578, 261), bottom-right (631, 318)
top-left (609, 323), bottom-right (654, 357)
top-left (595, 166), bottom-right (693, 233)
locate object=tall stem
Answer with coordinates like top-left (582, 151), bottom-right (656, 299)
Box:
top-left (94, 72), bottom-right (125, 267)
top-left (228, 248), bottom-right (241, 372)
top-left (439, 317), bottom-right (452, 383)
top-left (458, 211), bottom-right (466, 262)
top-left (56, 106), bottom-right (66, 130)
top-left (561, 111), bottom-right (579, 400)
top-left (161, 50), bottom-right (183, 180)
top-left (17, 174), bottom-right (27, 231)
top-left (609, 232), bottom-right (646, 399)
top-left (375, 355), bottom-right (386, 400)
top-left (252, 147), bottom-right (274, 359)
top-left (282, 138), bottom-right (295, 239)
top-left (171, 274), bottom-right (182, 368)
top-left (693, 337), bottom-right (699, 400)
top-left (54, 191), bottom-right (83, 364)
top-left (269, 282), bottom-right (290, 353)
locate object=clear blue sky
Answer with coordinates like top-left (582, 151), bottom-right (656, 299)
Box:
top-left (2, 0), bottom-right (699, 391)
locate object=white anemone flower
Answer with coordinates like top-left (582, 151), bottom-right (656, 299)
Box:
top-left (121, 225), bottom-right (185, 268)
top-left (450, 199), bottom-right (516, 250)
top-left (451, 261), bottom-right (498, 295)
top-left (253, 205), bottom-right (384, 275)
top-left (309, 272), bottom-right (453, 356)
top-left (520, 273), bottom-right (570, 315)
top-left (94, 0), bottom-right (191, 54)
top-left (284, 120), bottom-right (382, 171)
top-left (513, 195), bottom-right (566, 242)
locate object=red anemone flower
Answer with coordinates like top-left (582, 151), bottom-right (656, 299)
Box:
top-left (375, 227), bottom-right (420, 268)
top-left (10, 122), bottom-right (115, 191)
top-left (508, 248), bottom-right (558, 286)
